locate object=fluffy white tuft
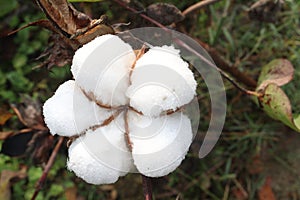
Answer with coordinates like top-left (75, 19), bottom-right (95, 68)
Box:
top-left (67, 113), bottom-right (135, 184)
top-left (67, 137), bottom-right (122, 185)
top-left (71, 34), bottom-right (136, 107)
top-left (127, 45), bottom-right (197, 116)
top-left (43, 80), bottom-right (112, 137)
top-left (128, 111), bottom-right (193, 177)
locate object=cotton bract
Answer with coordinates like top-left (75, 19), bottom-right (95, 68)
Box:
top-left (43, 34), bottom-right (197, 184)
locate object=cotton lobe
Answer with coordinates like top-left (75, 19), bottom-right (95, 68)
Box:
top-left (43, 34), bottom-right (197, 184)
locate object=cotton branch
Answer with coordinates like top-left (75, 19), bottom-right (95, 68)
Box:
top-left (31, 137), bottom-right (64, 200)
top-left (142, 175), bottom-right (153, 200)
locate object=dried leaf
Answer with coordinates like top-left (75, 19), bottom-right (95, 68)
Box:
top-left (27, 131), bottom-right (54, 164)
top-left (258, 177), bottom-right (276, 200)
top-left (11, 95), bottom-right (46, 130)
top-left (36, 0), bottom-right (114, 48)
top-left (74, 17), bottom-right (115, 45)
top-left (146, 3), bottom-right (185, 25)
top-left (36, 34), bottom-right (75, 69)
top-left (36, 0), bottom-right (91, 36)
top-left (0, 167), bottom-right (27, 200)
top-left (0, 108), bottom-right (13, 126)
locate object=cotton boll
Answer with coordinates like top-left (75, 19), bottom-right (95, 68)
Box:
top-left (128, 111), bottom-right (193, 177)
top-left (71, 35), bottom-right (114, 79)
top-left (43, 80), bottom-right (112, 137)
top-left (67, 113), bottom-right (135, 184)
top-left (72, 34), bottom-right (136, 107)
top-left (127, 45), bottom-right (196, 116)
top-left (68, 137), bottom-right (123, 185)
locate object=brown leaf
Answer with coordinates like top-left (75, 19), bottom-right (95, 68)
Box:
top-left (11, 95), bottom-right (46, 130)
top-left (36, 0), bottom-right (91, 36)
top-left (258, 177), bottom-right (276, 200)
top-left (73, 16), bottom-right (115, 45)
top-left (0, 108), bottom-right (13, 126)
top-left (146, 3), bottom-right (185, 25)
top-left (27, 132), bottom-right (54, 164)
top-left (36, 34), bottom-right (75, 69)
top-left (36, 0), bottom-right (114, 48)
top-left (0, 167), bottom-right (27, 200)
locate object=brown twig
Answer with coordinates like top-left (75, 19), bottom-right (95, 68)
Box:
top-left (123, 108), bottom-right (133, 151)
top-left (182, 0), bottom-right (222, 16)
top-left (81, 87), bottom-right (117, 109)
top-left (31, 136), bottom-right (64, 200)
top-left (142, 175), bottom-right (153, 200)
top-left (67, 109), bottom-right (123, 147)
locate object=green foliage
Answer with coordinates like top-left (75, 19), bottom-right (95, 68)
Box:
top-left (0, 0), bottom-right (18, 18)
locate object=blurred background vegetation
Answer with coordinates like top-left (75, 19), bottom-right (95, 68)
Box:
top-left (0, 0), bottom-right (299, 199)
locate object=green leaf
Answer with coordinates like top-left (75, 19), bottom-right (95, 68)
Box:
top-left (47, 184), bottom-right (64, 198)
top-left (258, 83), bottom-right (300, 131)
top-left (6, 72), bottom-right (33, 92)
top-left (12, 54), bottom-right (27, 69)
top-left (255, 59), bottom-right (300, 132)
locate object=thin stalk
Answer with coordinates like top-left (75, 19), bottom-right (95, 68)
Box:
top-left (31, 137), bottom-right (64, 200)
top-left (142, 175), bottom-right (153, 200)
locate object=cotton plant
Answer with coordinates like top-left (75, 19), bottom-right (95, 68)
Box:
top-left (43, 34), bottom-right (197, 184)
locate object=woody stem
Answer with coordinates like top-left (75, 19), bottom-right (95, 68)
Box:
top-left (142, 175), bottom-right (153, 200)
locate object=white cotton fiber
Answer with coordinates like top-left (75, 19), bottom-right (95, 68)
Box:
top-left (71, 34), bottom-right (136, 107)
top-left (127, 45), bottom-right (197, 116)
top-left (67, 114), bottom-right (135, 184)
top-left (128, 111), bottom-right (193, 177)
top-left (71, 35), bottom-right (111, 79)
top-left (67, 137), bottom-right (123, 185)
top-left (43, 80), bottom-right (112, 137)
